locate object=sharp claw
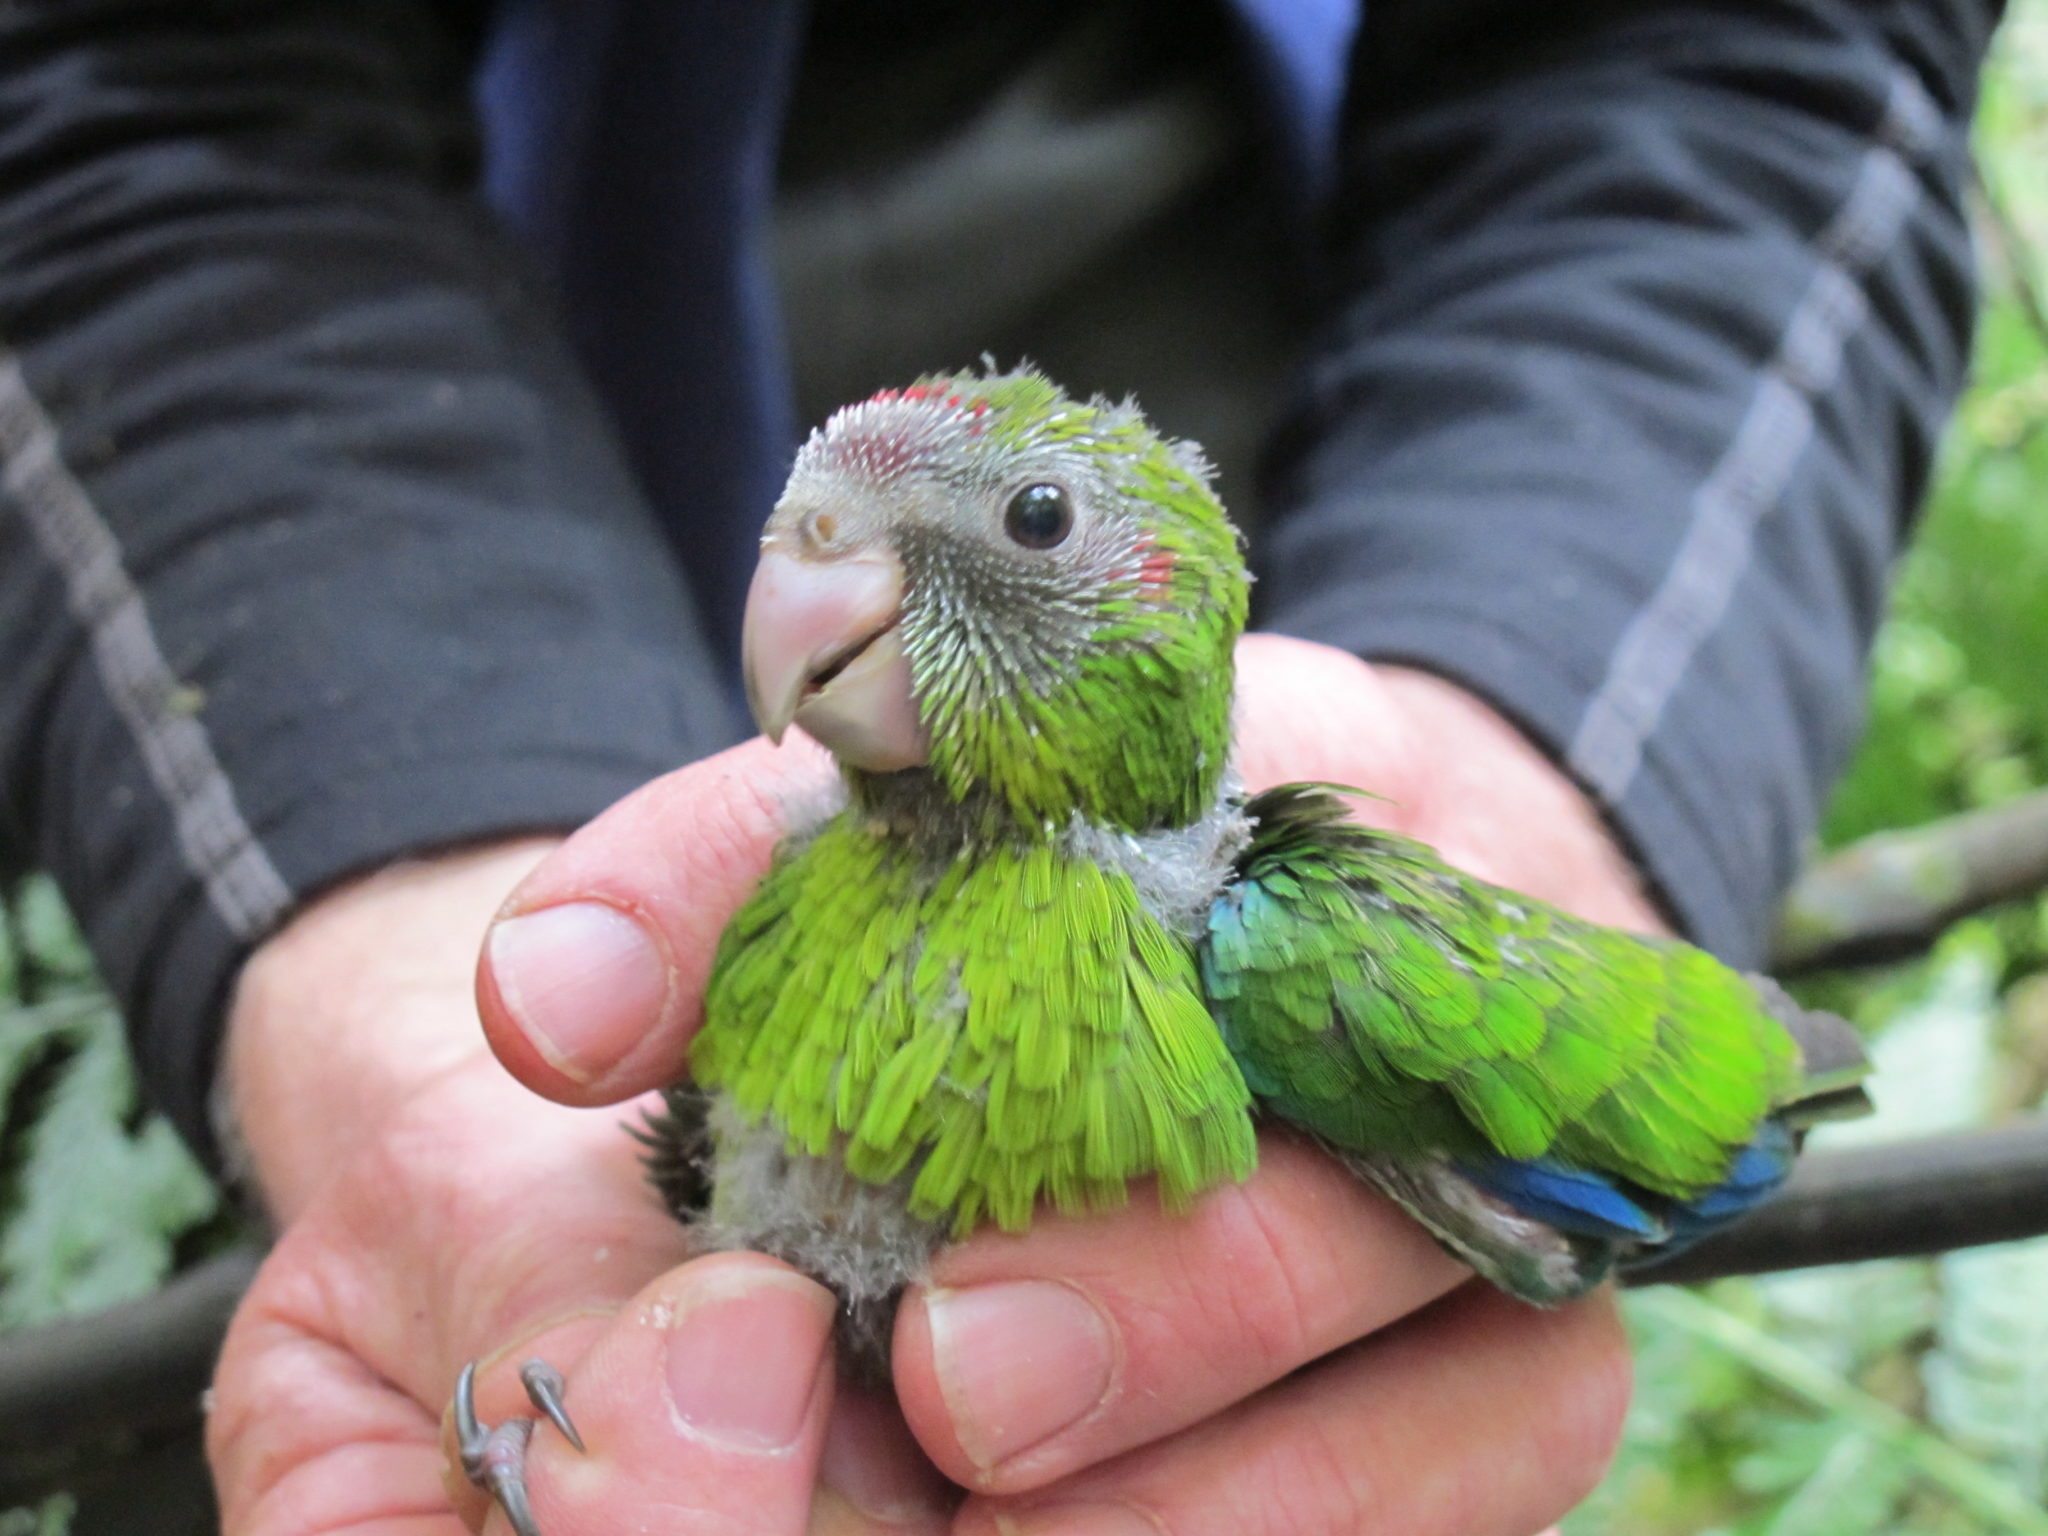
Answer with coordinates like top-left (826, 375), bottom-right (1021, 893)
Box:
top-left (454, 1361), bottom-right (486, 1479)
top-left (520, 1358), bottom-right (585, 1454)
top-left (488, 1451), bottom-right (544, 1536)
top-left (452, 1357), bottom-right (575, 1536)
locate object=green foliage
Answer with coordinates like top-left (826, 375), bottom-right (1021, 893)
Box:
top-left (0, 1496), bottom-right (75, 1536)
top-left (0, 882), bottom-right (217, 1532)
top-left (1926, 1241), bottom-right (2048, 1503)
top-left (0, 880), bottom-right (218, 1331)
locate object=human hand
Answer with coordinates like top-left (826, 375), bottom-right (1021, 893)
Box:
top-left (205, 841), bottom-right (954, 1536)
top-left (459, 632), bottom-right (1640, 1535)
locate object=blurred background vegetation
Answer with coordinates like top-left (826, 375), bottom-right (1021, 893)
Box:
top-left (5, 5), bottom-right (2048, 1532)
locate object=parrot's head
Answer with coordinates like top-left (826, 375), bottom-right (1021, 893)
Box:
top-left (742, 368), bottom-right (1248, 834)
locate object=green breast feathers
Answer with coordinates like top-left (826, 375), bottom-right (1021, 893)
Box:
top-left (691, 812), bottom-right (1257, 1235)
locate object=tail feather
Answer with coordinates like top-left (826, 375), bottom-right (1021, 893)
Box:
top-left (1747, 972), bottom-right (1874, 1127)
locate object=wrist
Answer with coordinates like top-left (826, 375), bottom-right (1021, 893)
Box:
top-left (1234, 633), bottom-right (1665, 936)
top-left (1371, 663), bottom-right (1667, 934)
top-left (223, 837), bottom-right (560, 1221)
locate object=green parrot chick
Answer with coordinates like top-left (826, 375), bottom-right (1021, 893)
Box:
top-left (653, 366), bottom-right (1867, 1378)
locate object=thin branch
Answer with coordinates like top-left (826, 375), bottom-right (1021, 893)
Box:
top-left (0, 1122), bottom-right (2044, 1461)
top-left (1627, 1116), bottom-right (2048, 1285)
top-left (0, 1248), bottom-right (259, 1457)
top-left (1974, 173), bottom-right (2048, 356)
top-left (1769, 789), bottom-right (2048, 974)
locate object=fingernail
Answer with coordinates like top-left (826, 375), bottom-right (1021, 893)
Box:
top-left (660, 1267), bottom-right (835, 1451)
top-left (818, 1392), bottom-right (956, 1526)
top-left (994, 1501), bottom-right (1163, 1536)
top-left (925, 1281), bottom-right (1117, 1472)
top-left (488, 902), bottom-right (669, 1083)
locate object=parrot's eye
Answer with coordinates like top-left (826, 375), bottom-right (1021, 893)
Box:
top-left (1003, 483), bottom-right (1073, 550)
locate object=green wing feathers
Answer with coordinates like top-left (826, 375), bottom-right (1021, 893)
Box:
top-left (1201, 786), bottom-right (1864, 1203)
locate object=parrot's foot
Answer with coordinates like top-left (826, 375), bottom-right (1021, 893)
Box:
top-left (454, 1358), bottom-right (585, 1536)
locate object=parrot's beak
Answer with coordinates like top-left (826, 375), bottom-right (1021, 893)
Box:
top-left (740, 541), bottom-right (929, 771)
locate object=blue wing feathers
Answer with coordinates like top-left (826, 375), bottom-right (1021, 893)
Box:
top-left (1461, 1119), bottom-right (1795, 1257)
top-left (1458, 1156), bottom-right (1670, 1243)
top-left (1652, 1120), bottom-right (1796, 1248)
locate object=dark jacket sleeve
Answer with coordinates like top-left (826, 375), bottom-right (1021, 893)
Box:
top-left (0, 1), bottom-right (744, 1162)
top-left (1256, 0), bottom-right (1997, 963)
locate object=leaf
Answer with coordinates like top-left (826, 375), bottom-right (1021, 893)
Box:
top-left (1926, 1237), bottom-right (2048, 1504)
top-left (1754, 1429), bottom-right (1912, 1536)
top-left (0, 996), bottom-right (102, 1115)
top-left (1568, 1282), bottom-right (1873, 1536)
top-left (1, 877), bottom-right (222, 1330)
top-left (0, 993), bottom-right (218, 1329)
top-left (4, 879), bottom-right (96, 992)
top-left (1633, 1288), bottom-right (2048, 1535)
top-left (1755, 1260), bottom-right (1938, 1381)
top-left (1813, 932), bottom-right (2003, 1151)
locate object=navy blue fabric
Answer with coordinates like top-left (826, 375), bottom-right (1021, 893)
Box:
top-left (1219, 0), bottom-right (1362, 203)
top-left (473, 0), bottom-right (1360, 658)
top-left (476, 0), bottom-right (808, 655)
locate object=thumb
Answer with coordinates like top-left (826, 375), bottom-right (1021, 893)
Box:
top-left (477, 734), bottom-right (837, 1105)
top-left (483, 1254), bottom-right (839, 1536)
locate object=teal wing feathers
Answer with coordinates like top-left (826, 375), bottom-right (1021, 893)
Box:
top-left (1199, 785), bottom-right (1866, 1206)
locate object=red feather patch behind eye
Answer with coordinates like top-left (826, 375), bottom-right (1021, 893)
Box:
top-left (1124, 533), bottom-right (1177, 599)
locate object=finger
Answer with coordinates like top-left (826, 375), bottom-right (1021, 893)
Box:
top-left (890, 1136), bottom-right (1467, 1493)
top-left (1365, 666), bottom-right (1667, 934)
top-left (209, 1063), bottom-right (692, 1533)
top-left (504, 1253), bottom-right (837, 1536)
top-left (207, 1310), bottom-right (464, 1536)
top-left (476, 734), bottom-right (837, 1105)
top-left (957, 1284), bottom-right (1632, 1536)
top-left (810, 1388), bottom-right (960, 1536)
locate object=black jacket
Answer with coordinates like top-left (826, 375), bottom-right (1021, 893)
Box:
top-left (0, 0), bottom-right (2002, 1161)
